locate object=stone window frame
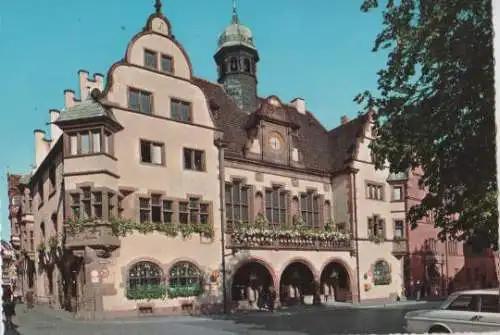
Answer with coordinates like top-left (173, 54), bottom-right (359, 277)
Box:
top-left (128, 87), bottom-right (153, 115)
top-left (365, 180), bottom-right (385, 201)
top-left (66, 127), bottom-right (114, 158)
top-left (367, 214), bottom-right (386, 240)
top-left (160, 53), bottom-right (174, 74)
top-left (264, 184), bottom-right (290, 226)
top-left (391, 185), bottom-right (404, 202)
top-left (183, 147), bottom-right (206, 172)
top-left (65, 183), bottom-right (119, 221)
top-left (139, 139), bottom-right (166, 166)
top-left (126, 260), bottom-right (164, 299)
top-left (143, 48), bottom-right (158, 70)
top-left (37, 179), bottom-right (44, 209)
top-left (135, 191), bottom-right (213, 227)
top-left (225, 179), bottom-right (252, 226)
top-left (372, 259), bottom-right (392, 286)
top-left (170, 97), bottom-right (193, 123)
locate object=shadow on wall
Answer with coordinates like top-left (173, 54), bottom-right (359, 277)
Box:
top-left (407, 241), bottom-right (498, 300)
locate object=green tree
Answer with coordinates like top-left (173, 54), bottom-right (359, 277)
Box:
top-left (356, 0), bottom-right (497, 248)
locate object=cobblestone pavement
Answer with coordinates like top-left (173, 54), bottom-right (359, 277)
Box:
top-left (6, 302), bottom-right (440, 335)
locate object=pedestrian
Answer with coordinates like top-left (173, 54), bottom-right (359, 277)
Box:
top-left (3, 286), bottom-right (16, 329)
top-left (257, 285), bottom-right (265, 311)
top-left (268, 286), bottom-right (276, 312)
top-left (416, 281), bottom-right (421, 301)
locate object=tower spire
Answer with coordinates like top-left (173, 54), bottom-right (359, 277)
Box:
top-left (154, 0), bottom-right (162, 14)
top-left (232, 0), bottom-right (239, 24)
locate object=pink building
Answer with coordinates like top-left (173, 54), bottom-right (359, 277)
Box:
top-left (404, 168), bottom-right (497, 298)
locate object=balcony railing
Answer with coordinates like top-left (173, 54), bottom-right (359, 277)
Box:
top-left (392, 239), bottom-right (408, 256)
top-left (227, 225), bottom-right (353, 251)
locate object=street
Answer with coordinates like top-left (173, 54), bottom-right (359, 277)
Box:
top-left (6, 302), bottom-right (441, 335)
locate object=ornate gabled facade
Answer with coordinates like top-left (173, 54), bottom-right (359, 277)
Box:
top-left (11, 2), bottom-right (413, 317)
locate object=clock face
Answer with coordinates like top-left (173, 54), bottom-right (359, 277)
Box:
top-left (269, 136), bottom-right (282, 150)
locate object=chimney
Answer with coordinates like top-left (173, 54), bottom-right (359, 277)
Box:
top-left (341, 115), bottom-right (349, 125)
top-left (290, 97), bottom-right (306, 114)
top-left (64, 89), bottom-right (76, 109)
top-left (49, 109), bottom-right (62, 144)
top-left (34, 129), bottom-right (47, 167)
top-left (94, 73), bottom-right (105, 91)
top-left (78, 70), bottom-right (89, 100)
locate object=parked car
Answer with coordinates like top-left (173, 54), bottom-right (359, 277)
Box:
top-left (404, 289), bottom-right (500, 333)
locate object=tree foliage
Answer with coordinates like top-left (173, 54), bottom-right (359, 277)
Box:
top-left (356, 0), bottom-right (496, 248)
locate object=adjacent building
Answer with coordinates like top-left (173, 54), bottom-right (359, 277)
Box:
top-left (8, 2), bottom-right (423, 317)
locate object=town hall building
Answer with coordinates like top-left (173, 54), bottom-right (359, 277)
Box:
top-left (8, 1), bottom-right (410, 317)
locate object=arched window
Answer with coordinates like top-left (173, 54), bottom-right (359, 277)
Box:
top-left (373, 260), bottom-right (391, 286)
top-left (244, 58), bottom-right (251, 73)
top-left (168, 262), bottom-right (202, 298)
top-left (230, 57), bottom-right (238, 71)
top-left (126, 261), bottom-right (164, 300)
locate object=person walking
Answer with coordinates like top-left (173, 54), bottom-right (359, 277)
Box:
top-left (3, 286), bottom-right (16, 329)
top-left (268, 286), bottom-right (277, 312)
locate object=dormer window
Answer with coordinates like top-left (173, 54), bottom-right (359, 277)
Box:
top-left (144, 49), bottom-right (158, 70)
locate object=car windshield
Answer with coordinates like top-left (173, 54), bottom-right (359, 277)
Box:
top-left (439, 293), bottom-right (460, 309)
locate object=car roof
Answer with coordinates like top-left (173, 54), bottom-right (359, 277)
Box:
top-left (451, 288), bottom-right (499, 295)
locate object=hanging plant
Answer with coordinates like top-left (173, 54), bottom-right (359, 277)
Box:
top-left (64, 218), bottom-right (214, 240)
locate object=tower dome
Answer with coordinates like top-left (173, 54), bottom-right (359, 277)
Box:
top-left (214, 0), bottom-right (260, 114)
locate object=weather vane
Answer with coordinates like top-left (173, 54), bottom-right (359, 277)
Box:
top-left (232, 0), bottom-right (239, 24)
top-left (155, 0), bottom-right (162, 14)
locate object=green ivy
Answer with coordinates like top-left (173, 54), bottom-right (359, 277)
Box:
top-left (126, 285), bottom-right (168, 300)
top-left (373, 276), bottom-right (392, 286)
top-left (37, 243), bottom-right (46, 253)
top-left (126, 284), bottom-right (202, 300)
top-left (65, 217), bottom-right (214, 239)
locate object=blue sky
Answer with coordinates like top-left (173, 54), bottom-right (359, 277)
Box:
top-left (0, 0), bottom-right (385, 240)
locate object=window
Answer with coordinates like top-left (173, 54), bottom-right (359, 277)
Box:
top-left (183, 148), bottom-right (205, 171)
top-left (394, 220), bottom-right (404, 239)
top-left (128, 88), bottom-right (152, 114)
top-left (392, 186), bottom-right (403, 201)
top-left (82, 188), bottom-right (91, 218)
top-left (144, 49), bottom-right (157, 70)
top-left (92, 192), bottom-right (102, 218)
top-left (81, 132), bottom-right (90, 154)
top-left (243, 58), bottom-right (251, 73)
top-left (448, 241), bottom-right (458, 255)
top-left (366, 183), bottom-right (384, 200)
top-left (70, 135), bottom-right (78, 155)
top-left (140, 140), bottom-right (164, 165)
top-left (265, 188), bottom-right (287, 225)
top-left (139, 196), bottom-right (176, 224)
top-left (139, 198), bottom-right (151, 223)
top-left (70, 193), bottom-right (81, 219)
top-left (186, 198), bottom-right (210, 225)
top-left (49, 166), bottom-right (56, 193)
top-left (225, 182), bottom-right (249, 224)
top-left (373, 260), bottom-right (391, 285)
top-left (40, 222), bottom-right (46, 240)
top-left (480, 294), bottom-right (499, 313)
top-left (68, 130), bottom-right (103, 156)
top-left (108, 193), bottom-right (115, 219)
top-left (300, 193), bottom-right (320, 227)
top-left (163, 200), bottom-right (173, 223)
top-left (368, 215), bottom-right (385, 239)
top-left (171, 99), bottom-right (191, 122)
top-left (230, 57), bottom-right (238, 71)
top-left (447, 294), bottom-right (479, 312)
top-left (161, 55), bottom-right (173, 73)
top-left (92, 131), bottom-right (101, 153)
top-left (168, 262), bottom-right (202, 297)
top-left (127, 261), bottom-right (163, 300)
top-left (179, 201), bottom-right (189, 224)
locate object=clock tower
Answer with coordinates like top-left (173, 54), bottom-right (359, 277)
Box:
top-left (214, 0), bottom-right (259, 114)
